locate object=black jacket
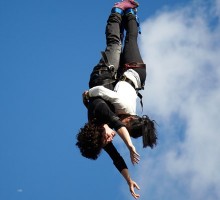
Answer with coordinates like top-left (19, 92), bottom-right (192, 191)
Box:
top-left (88, 97), bottom-right (128, 172)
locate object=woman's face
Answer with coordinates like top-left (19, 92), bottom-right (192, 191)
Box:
top-left (102, 124), bottom-right (116, 146)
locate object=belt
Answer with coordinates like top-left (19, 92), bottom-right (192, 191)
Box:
top-left (93, 66), bottom-right (109, 73)
top-left (124, 62), bottom-right (146, 69)
top-left (101, 78), bottom-right (116, 85)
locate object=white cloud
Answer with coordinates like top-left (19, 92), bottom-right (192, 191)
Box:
top-left (214, 0), bottom-right (220, 17)
top-left (129, 1), bottom-right (220, 200)
top-left (17, 189), bottom-right (23, 192)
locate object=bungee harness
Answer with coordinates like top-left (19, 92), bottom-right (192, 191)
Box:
top-left (119, 62), bottom-right (146, 111)
top-left (89, 52), bottom-right (117, 89)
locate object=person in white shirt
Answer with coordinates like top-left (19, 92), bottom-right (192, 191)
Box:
top-left (87, 83), bottom-right (136, 115)
top-left (77, 1), bottom-right (143, 199)
top-left (78, 6), bottom-right (157, 197)
top-left (83, 8), bottom-right (157, 149)
top-left (84, 74), bottom-right (157, 149)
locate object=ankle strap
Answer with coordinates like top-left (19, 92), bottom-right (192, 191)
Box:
top-left (125, 8), bottom-right (136, 15)
top-left (125, 8), bottom-right (141, 34)
top-left (111, 7), bottom-right (124, 15)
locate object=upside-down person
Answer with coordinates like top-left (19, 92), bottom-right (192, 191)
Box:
top-left (76, 1), bottom-right (156, 199)
top-left (83, 4), bottom-right (157, 148)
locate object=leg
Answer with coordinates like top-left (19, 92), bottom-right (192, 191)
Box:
top-left (89, 11), bottom-right (123, 90)
top-left (122, 12), bottom-right (143, 64)
top-left (102, 12), bottom-right (123, 72)
top-left (99, 0), bottom-right (139, 71)
top-left (121, 11), bottom-right (146, 86)
top-left (89, 2), bottom-right (138, 89)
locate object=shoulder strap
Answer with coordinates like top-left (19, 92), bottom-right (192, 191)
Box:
top-left (101, 51), bottom-right (115, 72)
top-left (137, 92), bottom-right (143, 112)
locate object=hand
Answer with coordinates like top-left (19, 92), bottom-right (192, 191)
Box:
top-left (116, 127), bottom-right (140, 164)
top-left (129, 145), bottom-right (140, 165)
top-left (121, 169), bottom-right (140, 199)
top-left (82, 91), bottom-right (89, 108)
top-left (102, 124), bottom-right (116, 146)
top-left (128, 179), bottom-right (140, 199)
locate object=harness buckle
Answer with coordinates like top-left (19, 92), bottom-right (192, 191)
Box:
top-left (108, 65), bottom-right (115, 72)
top-left (120, 75), bottom-right (127, 81)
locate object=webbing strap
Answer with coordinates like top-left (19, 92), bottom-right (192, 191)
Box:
top-left (124, 62), bottom-right (146, 69)
top-left (111, 7), bottom-right (124, 15)
top-left (120, 75), bottom-right (144, 111)
top-left (137, 92), bottom-right (143, 112)
top-left (101, 78), bottom-right (116, 86)
top-left (125, 8), bottom-right (141, 34)
top-left (101, 51), bottom-right (115, 73)
top-left (101, 51), bottom-right (109, 66)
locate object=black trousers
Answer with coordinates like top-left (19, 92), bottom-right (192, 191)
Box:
top-left (120, 14), bottom-right (146, 86)
top-left (89, 12), bottom-right (146, 89)
top-left (89, 12), bottom-right (122, 90)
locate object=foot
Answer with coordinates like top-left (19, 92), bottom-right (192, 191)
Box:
top-left (114, 0), bottom-right (139, 11)
top-left (125, 8), bottom-right (137, 15)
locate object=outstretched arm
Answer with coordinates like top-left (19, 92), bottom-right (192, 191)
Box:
top-left (86, 97), bottom-right (139, 164)
top-left (121, 169), bottom-right (140, 199)
top-left (104, 143), bottom-right (140, 199)
top-left (117, 126), bottom-right (140, 165)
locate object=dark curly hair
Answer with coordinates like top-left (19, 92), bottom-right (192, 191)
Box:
top-left (128, 115), bottom-right (157, 148)
top-left (76, 121), bottom-right (104, 160)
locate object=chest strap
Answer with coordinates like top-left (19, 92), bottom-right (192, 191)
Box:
top-left (120, 75), bottom-right (135, 88)
top-left (120, 75), bottom-right (144, 111)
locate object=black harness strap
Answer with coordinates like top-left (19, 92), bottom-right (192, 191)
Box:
top-left (101, 79), bottom-right (116, 86)
top-left (124, 62), bottom-right (146, 69)
top-left (92, 66), bottom-right (110, 74)
top-left (120, 75), bottom-right (135, 88)
top-left (101, 51), bottom-right (115, 74)
top-left (120, 75), bottom-right (144, 111)
top-left (137, 92), bottom-right (143, 111)
top-left (121, 62), bottom-right (146, 111)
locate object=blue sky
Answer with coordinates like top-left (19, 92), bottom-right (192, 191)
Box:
top-left (1, 0), bottom-right (220, 200)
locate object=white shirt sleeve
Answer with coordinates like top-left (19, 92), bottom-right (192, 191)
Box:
top-left (88, 86), bottom-right (134, 115)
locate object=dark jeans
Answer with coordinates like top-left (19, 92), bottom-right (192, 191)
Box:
top-left (120, 14), bottom-right (146, 86)
top-left (104, 13), bottom-right (123, 73)
top-left (89, 13), bottom-right (122, 90)
top-left (122, 14), bottom-right (143, 64)
top-left (89, 12), bottom-right (146, 89)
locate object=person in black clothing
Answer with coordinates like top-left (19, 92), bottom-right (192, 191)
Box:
top-left (76, 1), bottom-right (157, 198)
top-left (76, 1), bottom-right (142, 199)
top-left (84, 0), bottom-right (157, 152)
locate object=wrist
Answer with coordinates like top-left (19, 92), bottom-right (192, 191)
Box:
top-left (85, 91), bottom-right (90, 100)
top-left (126, 177), bottom-right (132, 184)
top-left (128, 144), bottom-right (134, 151)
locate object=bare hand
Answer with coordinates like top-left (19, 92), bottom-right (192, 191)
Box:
top-left (129, 145), bottom-right (140, 165)
top-left (128, 179), bottom-right (140, 199)
top-left (82, 91), bottom-right (89, 108)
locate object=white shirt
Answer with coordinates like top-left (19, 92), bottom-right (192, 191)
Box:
top-left (89, 69), bottom-right (140, 115)
top-left (123, 69), bottom-right (141, 89)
